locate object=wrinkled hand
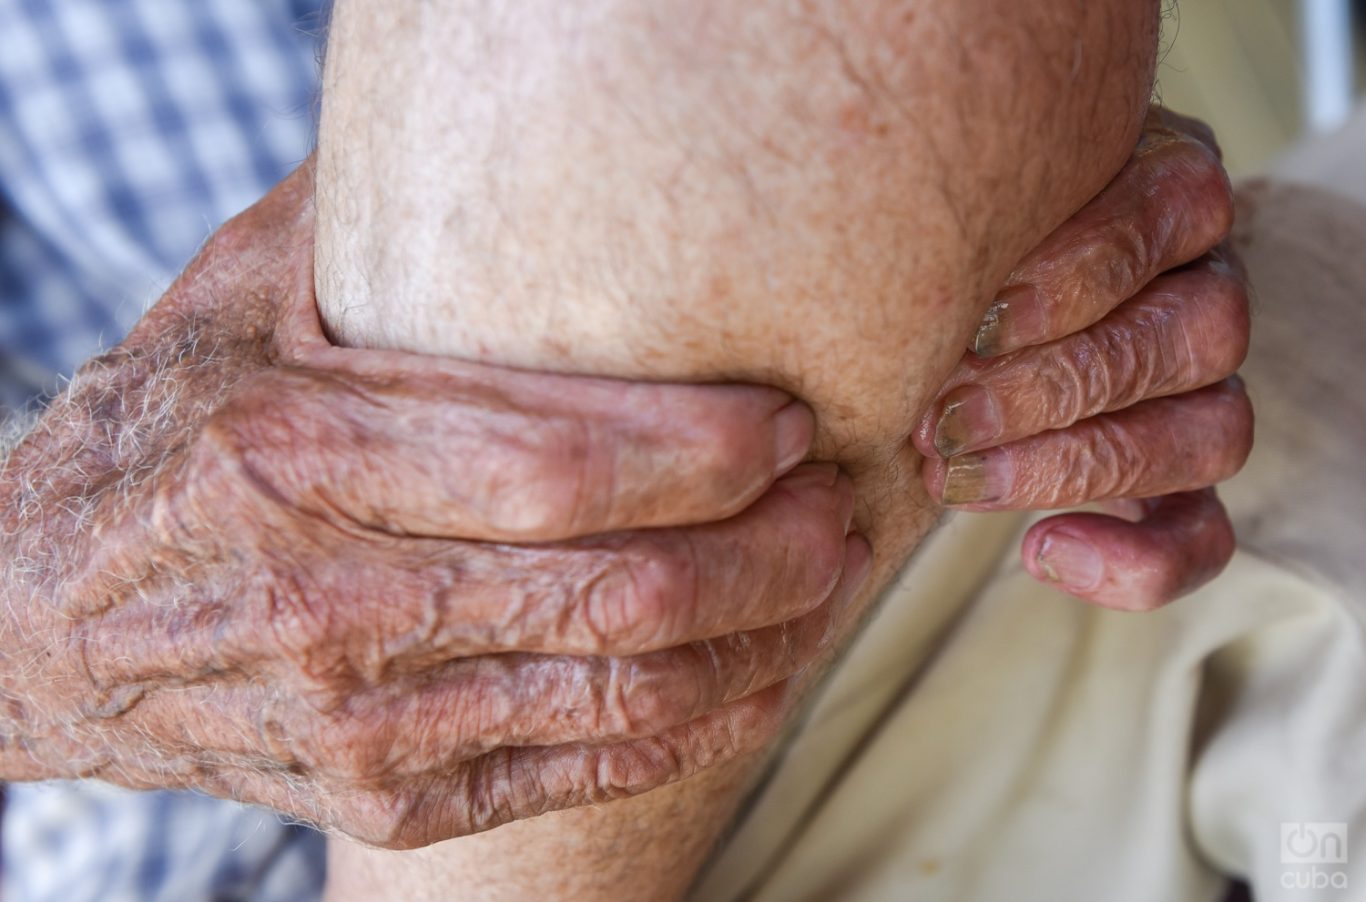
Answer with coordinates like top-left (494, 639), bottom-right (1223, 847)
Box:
top-left (915, 107), bottom-right (1253, 610)
top-left (0, 163), bottom-right (870, 848)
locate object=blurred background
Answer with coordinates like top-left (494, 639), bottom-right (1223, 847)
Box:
top-left (1158, 0), bottom-right (1366, 175)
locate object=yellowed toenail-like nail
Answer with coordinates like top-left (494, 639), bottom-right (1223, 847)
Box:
top-left (941, 453), bottom-right (1008, 505)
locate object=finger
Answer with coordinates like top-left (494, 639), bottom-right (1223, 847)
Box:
top-left (916, 257), bottom-right (1250, 457)
top-left (363, 683), bottom-right (794, 848)
top-left (179, 537), bottom-right (870, 782)
top-left (361, 534), bottom-right (869, 773)
top-left (83, 466), bottom-right (860, 688)
top-left (926, 378), bottom-right (1253, 510)
top-left (174, 682), bottom-right (794, 849)
top-left (972, 116), bottom-right (1233, 357)
top-left (349, 464), bottom-right (860, 666)
top-left (198, 362), bottom-right (816, 543)
top-left (413, 466), bottom-right (860, 658)
top-left (1019, 489), bottom-right (1236, 611)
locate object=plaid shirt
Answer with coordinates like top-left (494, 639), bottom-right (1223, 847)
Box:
top-left (0, 0), bottom-right (329, 898)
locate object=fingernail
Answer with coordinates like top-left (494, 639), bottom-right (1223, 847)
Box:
top-left (1037, 533), bottom-right (1103, 591)
top-left (934, 384), bottom-right (1002, 457)
top-left (972, 285), bottom-right (1044, 357)
top-left (774, 402), bottom-right (815, 473)
top-left (940, 452), bottom-right (1010, 505)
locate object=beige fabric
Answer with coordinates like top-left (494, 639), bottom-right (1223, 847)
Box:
top-left (698, 528), bottom-right (1364, 902)
top-left (694, 121), bottom-right (1366, 902)
top-left (1270, 104), bottom-right (1366, 208)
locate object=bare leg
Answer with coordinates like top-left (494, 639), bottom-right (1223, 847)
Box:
top-left (314, 1), bottom-right (1160, 898)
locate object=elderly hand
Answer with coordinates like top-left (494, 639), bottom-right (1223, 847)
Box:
top-left (915, 107), bottom-right (1253, 610)
top-left (0, 164), bottom-right (869, 848)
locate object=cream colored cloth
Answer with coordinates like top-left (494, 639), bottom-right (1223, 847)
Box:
top-left (695, 144), bottom-right (1366, 902)
top-left (697, 520), bottom-right (1365, 902)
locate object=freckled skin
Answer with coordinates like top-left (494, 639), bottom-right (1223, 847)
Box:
top-left (0, 166), bottom-right (875, 851)
top-left (914, 109), bottom-right (1254, 609)
top-left (316, 0), bottom-right (1162, 897)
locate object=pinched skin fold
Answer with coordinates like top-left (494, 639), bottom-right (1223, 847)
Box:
top-left (316, 0), bottom-right (1163, 897)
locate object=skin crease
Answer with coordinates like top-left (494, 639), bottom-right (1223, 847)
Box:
top-left (0, 168), bottom-right (877, 843)
top-left (0, 33), bottom-right (1250, 890)
top-left (913, 108), bottom-right (1251, 605)
top-left (315, 1), bottom-right (1161, 899)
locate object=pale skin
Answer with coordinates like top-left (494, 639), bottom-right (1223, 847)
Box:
top-left (0, 0), bottom-right (1260, 896)
top-left (0, 0), bottom-right (1266, 889)
top-left (0, 42), bottom-right (1242, 867)
top-left (313, 1), bottom-right (1251, 898)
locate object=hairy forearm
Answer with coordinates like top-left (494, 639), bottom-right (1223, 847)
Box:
top-left (315, 0), bottom-right (1159, 897)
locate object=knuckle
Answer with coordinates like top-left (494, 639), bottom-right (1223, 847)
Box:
top-left (191, 408), bottom-right (264, 500)
top-left (1115, 287), bottom-right (1190, 397)
top-left (1203, 502), bottom-right (1239, 568)
top-left (469, 747), bottom-right (538, 833)
top-left (1143, 542), bottom-right (1214, 611)
top-left (1090, 219), bottom-right (1152, 299)
top-left (592, 655), bottom-right (709, 740)
top-left (586, 738), bottom-right (685, 803)
top-left (1202, 273), bottom-right (1252, 376)
top-left (1092, 421), bottom-right (1147, 497)
top-left (1190, 148), bottom-right (1237, 239)
top-left (456, 668), bottom-right (518, 750)
top-left (1100, 319), bottom-right (1161, 405)
top-left (581, 539), bottom-right (699, 652)
top-left (193, 376), bottom-right (319, 514)
top-left (1125, 267), bottom-right (1247, 398)
top-left (1125, 574), bottom-right (1180, 613)
top-left (261, 571), bottom-right (353, 688)
top-left (684, 401), bottom-right (770, 491)
top-left (773, 473), bottom-right (851, 595)
top-left (1212, 386), bottom-right (1255, 481)
top-left (1044, 424), bottom-right (1135, 505)
top-left (581, 562), bottom-right (651, 652)
top-left (1073, 336), bottom-right (1119, 418)
top-left (338, 789), bottom-right (428, 850)
top-left (589, 659), bottom-right (631, 737)
top-left (365, 562), bottom-right (450, 667)
top-left (790, 518), bottom-right (847, 609)
top-left (1034, 343), bottom-right (1107, 428)
top-left (1163, 134), bottom-right (1235, 236)
top-left (255, 694), bottom-right (304, 770)
top-left (311, 717), bottom-right (392, 783)
top-left (478, 417), bottom-right (598, 538)
top-left (203, 374), bottom-right (293, 457)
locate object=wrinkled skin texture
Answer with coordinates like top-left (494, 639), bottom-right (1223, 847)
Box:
top-left (310, 2), bottom-right (1250, 898)
top-left (916, 107), bottom-right (1253, 607)
top-left (317, 8), bottom-right (1252, 622)
top-left (0, 11), bottom-right (1253, 884)
top-left (0, 164), bottom-right (881, 849)
top-left (0, 109), bottom-right (1253, 864)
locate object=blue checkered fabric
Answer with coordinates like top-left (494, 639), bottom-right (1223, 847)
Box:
top-left (4, 782), bottom-right (327, 902)
top-left (0, 0), bottom-right (325, 381)
top-left (0, 1), bottom-right (330, 899)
